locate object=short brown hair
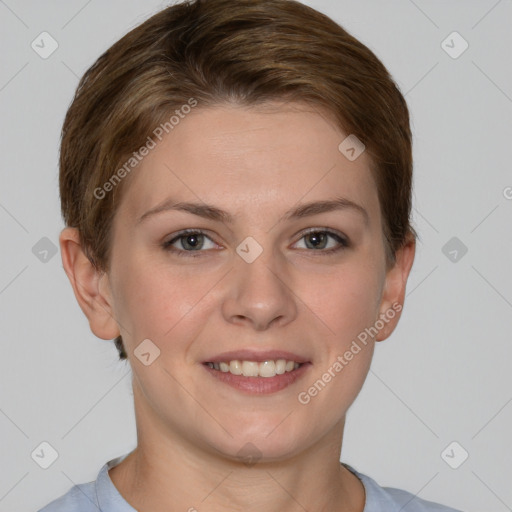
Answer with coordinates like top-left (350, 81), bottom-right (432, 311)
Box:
top-left (59, 0), bottom-right (417, 361)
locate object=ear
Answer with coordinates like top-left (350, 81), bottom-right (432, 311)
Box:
top-left (375, 235), bottom-right (416, 342)
top-left (59, 227), bottom-right (120, 340)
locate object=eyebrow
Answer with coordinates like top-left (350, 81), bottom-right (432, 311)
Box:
top-left (137, 196), bottom-right (369, 227)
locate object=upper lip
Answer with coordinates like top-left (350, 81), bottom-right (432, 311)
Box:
top-left (203, 349), bottom-right (311, 364)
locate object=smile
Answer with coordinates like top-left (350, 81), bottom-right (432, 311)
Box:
top-left (202, 360), bottom-right (312, 394)
top-left (205, 359), bottom-right (302, 378)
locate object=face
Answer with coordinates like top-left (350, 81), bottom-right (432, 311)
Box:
top-left (90, 102), bottom-right (412, 461)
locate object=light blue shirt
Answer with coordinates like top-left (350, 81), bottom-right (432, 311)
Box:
top-left (38, 454), bottom-right (463, 511)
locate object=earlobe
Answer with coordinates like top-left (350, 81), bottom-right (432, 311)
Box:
top-left (59, 227), bottom-right (120, 340)
top-left (375, 236), bottom-right (416, 342)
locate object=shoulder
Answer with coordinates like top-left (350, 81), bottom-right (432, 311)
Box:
top-left (343, 463), bottom-right (464, 512)
top-left (37, 455), bottom-right (134, 512)
top-left (37, 480), bottom-right (99, 512)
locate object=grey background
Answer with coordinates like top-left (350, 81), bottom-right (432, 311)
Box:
top-left (1, 1), bottom-right (511, 511)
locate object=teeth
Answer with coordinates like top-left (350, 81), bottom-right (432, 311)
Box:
top-left (206, 359), bottom-right (302, 378)
top-left (275, 359), bottom-right (287, 375)
top-left (242, 361), bottom-right (260, 377)
top-left (229, 360), bottom-right (243, 375)
top-left (259, 361), bottom-right (277, 377)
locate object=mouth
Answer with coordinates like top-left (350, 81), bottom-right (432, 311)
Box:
top-left (201, 359), bottom-right (312, 394)
top-left (203, 359), bottom-right (306, 378)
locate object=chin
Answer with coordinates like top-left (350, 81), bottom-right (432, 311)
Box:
top-left (203, 423), bottom-right (309, 464)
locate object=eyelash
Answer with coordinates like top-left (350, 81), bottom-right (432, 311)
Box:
top-left (161, 228), bottom-right (349, 258)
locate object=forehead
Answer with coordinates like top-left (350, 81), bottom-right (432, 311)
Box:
top-left (116, 102), bottom-right (380, 224)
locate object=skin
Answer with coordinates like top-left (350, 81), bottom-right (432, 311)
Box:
top-left (60, 101), bottom-right (415, 512)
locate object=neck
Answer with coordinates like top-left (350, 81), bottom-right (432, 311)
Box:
top-left (109, 384), bottom-right (365, 512)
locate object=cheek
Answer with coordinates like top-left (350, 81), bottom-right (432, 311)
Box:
top-left (294, 267), bottom-right (380, 422)
top-left (302, 262), bottom-right (383, 343)
top-left (111, 255), bottom-right (220, 346)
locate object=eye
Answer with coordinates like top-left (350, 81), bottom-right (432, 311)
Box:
top-left (293, 228), bottom-right (349, 254)
top-left (162, 229), bottom-right (218, 258)
top-left (162, 228), bottom-right (349, 258)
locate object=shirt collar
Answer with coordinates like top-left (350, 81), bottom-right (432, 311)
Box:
top-left (96, 455), bottom-right (390, 512)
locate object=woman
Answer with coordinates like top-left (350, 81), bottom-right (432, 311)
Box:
top-left (39, 0), bottom-right (461, 510)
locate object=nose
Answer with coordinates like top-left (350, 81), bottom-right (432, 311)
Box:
top-left (221, 245), bottom-right (298, 331)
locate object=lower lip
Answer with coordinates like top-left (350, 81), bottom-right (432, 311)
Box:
top-left (202, 363), bottom-right (312, 394)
